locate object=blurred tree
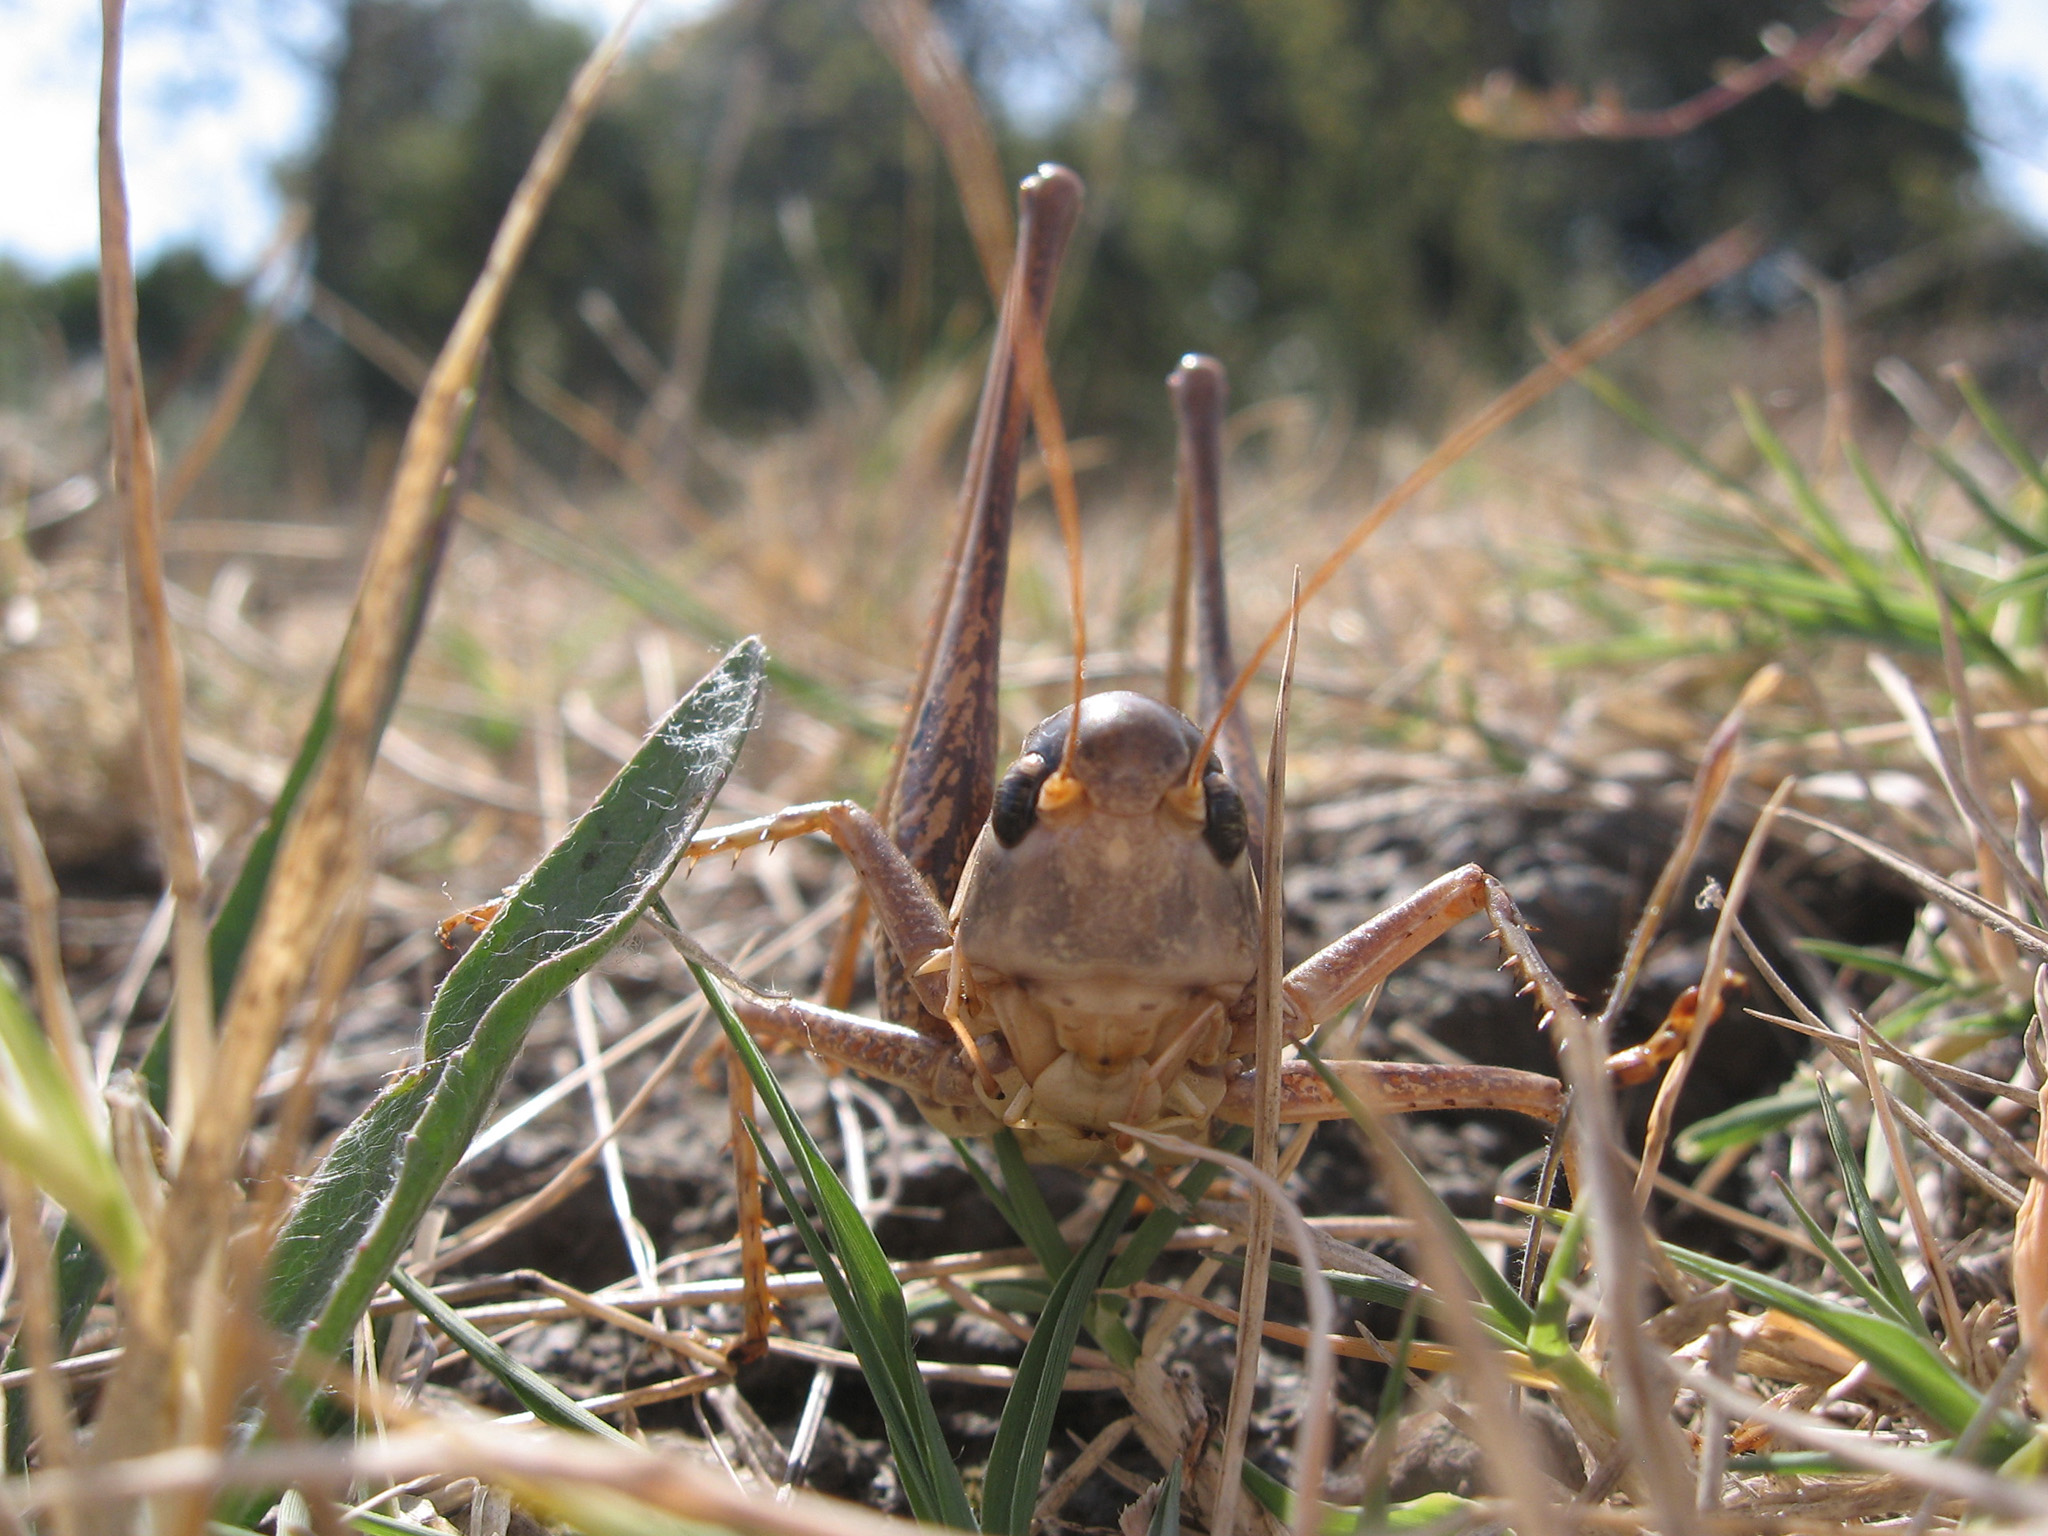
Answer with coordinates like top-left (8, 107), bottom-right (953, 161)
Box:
top-left (1034, 0), bottom-right (1989, 424)
top-left (292, 0), bottom-right (1998, 450)
top-left (304, 0), bottom-right (666, 433)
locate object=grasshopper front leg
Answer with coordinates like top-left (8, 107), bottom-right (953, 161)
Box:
top-left (1216, 864), bottom-right (1572, 1129)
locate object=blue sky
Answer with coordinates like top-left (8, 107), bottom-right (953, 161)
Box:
top-left (2, 0), bottom-right (2044, 278)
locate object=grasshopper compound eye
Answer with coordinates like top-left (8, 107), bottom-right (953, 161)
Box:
top-left (991, 752), bottom-right (1051, 847)
top-left (1201, 765), bottom-right (1247, 864)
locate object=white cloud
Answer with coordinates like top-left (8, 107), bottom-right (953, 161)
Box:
top-left (0, 0), bottom-right (336, 275)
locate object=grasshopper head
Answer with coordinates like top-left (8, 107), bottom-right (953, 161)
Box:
top-left (988, 691), bottom-right (1246, 862)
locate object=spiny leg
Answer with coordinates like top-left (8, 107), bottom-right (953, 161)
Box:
top-left (1217, 1058), bottom-right (1562, 1128)
top-left (688, 801), bottom-right (954, 1026)
top-left (1214, 863), bottom-right (1580, 1128)
top-left (715, 985), bottom-right (994, 1140)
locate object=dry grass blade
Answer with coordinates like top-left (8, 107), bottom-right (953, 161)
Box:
top-left (2016, 1082), bottom-right (2048, 1413)
top-left (860, 0), bottom-right (1013, 301)
top-left (1545, 958), bottom-right (1698, 1526)
top-left (96, 0), bottom-right (213, 1164)
top-left (5, 1424), bottom-right (922, 1536)
top-left (1, 1170), bottom-right (80, 1536)
top-left (1632, 762), bottom-right (1791, 1203)
top-left (1206, 580), bottom-right (1298, 1536)
top-left (1680, 1370), bottom-right (2048, 1519)
top-left (1118, 1130), bottom-right (1335, 1536)
top-left (1298, 1067), bottom-right (1574, 1531)
top-left (158, 205), bottom-right (309, 522)
top-left (1780, 808), bottom-right (2048, 959)
top-left (1734, 937), bottom-right (2028, 1208)
top-left (1783, 1006), bottom-right (2048, 1180)
top-left (85, 0), bottom-right (650, 1477)
top-left (1194, 223), bottom-right (1761, 763)
top-left (1868, 652), bottom-right (2044, 959)
top-left (1613, 664), bottom-right (1782, 1038)
top-left (1855, 1026), bottom-right (1968, 1353)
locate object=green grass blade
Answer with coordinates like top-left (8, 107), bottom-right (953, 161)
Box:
top-left (1241, 1459), bottom-right (1474, 1535)
top-left (950, 1138), bottom-right (1027, 1250)
top-left (1362, 1294), bottom-right (1425, 1530)
top-left (475, 502), bottom-right (888, 741)
top-left (1649, 1233), bottom-right (2015, 1451)
top-left (1947, 365), bottom-right (2048, 503)
top-left (347, 1513), bottom-right (450, 1536)
top-left (1224, 1253), bottom-right (1534, 1358)
top-left (1794, 939), bottom-right (1948, 989)
top-left (1524, 1205), bottom-right (1616, 1435)
top-left (980, 1182), bottom-right (1141, 1536)
top-left (1674, 1084), bottom-right (1822, 1162)
top-left (1846, 439), bottom-right (2032, 688)
top-left (1771, 1171), bottom-right (1921, 1334)
top-left (993, 1129), bottom-right (1073, 1276)
top-left (269, 640), bottom-right (764, 1350)
top-left (747, 1118), bottom-right (961, 1523)
top-left (1922, 439), bottom-right (2048, 556)
top-left (1102, 1125), bottom-right (1250, 1290)
top-left (385, 1267), bottom-right (633, 1445)
top-left (1084, 1129), bottom-right (1253, 1370)
top-left (1573, 364), bottom-right (1770, 508)
top-left (702, 965), bottom-right (976, 1530)
top-left (1815, 1077), bottom-right (1926, 1335)
top-left (1300, 1042), bottom-right (1532, 1335)
top-left (1734, 390), bottom-right (1885, 593)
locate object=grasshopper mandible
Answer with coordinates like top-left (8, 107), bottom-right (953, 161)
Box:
top-left (685, 165), bottom-right (1570, 1168)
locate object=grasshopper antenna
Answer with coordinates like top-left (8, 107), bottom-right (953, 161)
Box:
top-left (1187, 222), bottom-right (1761, 790)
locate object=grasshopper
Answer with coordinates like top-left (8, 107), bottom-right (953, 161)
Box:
top-left (684, 164), bottom-right (1576, 1169)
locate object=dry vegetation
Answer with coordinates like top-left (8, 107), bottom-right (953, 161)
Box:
top-left (7, 5), bottom-right (2048, 1536)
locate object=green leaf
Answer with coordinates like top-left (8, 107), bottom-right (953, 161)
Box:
top-left (702, 965), bottom-right (976, 1531)
top-left (981, 1182), bottom-right (1140, 1536)
top-left (267, 640), bottom-right (765, 1353)
top-left (385, 1267), bottom-right (633, 1445)
top-left (0, 968), bottom-right (147, 1282)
